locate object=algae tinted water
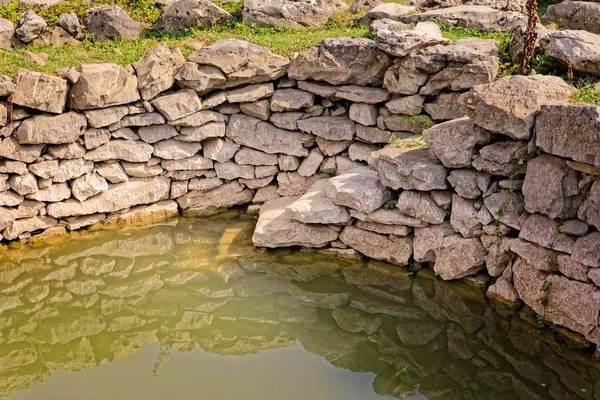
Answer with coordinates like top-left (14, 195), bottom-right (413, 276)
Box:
top-left (0, 211), bottom-right (598, 400)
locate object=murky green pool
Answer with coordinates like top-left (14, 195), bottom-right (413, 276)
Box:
top-left (0, 211), bottom-right (597, 400)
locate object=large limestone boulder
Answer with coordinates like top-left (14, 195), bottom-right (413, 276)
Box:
top-left (187, 39), bottom-right (289, 89)
top-left (70, 63), bottom-right (140, 109)
top-left (15, 10), bottom-right (46, 43)
top-left (287, 37), bottom-right (393, 86)
top-left (47, 177), bottom-right (170, 218)
top-left (399, 5), bottom-right (525, 32)
top-left (154, 0), bottom-right (231, 35)
top-left (12, 69), bottom-right (68, 114)
top-left (542, 1), bottom-right (600, 34)
top-left (422, 117), bottom-right (490, 168)
top-left (133, 43), bottom-right (185, 100)
top-left (371, 147), bottom-right (448, 191)
top-left (243, 0), bottom-right (332, 29)
top-left (372, 19), bottom-right (451, 58)
top-left (227, 114), bottom-right (311, 157)
top-left (253, 196), bottom-right (339, 248)
top-left (522, 155), bottom-right (582, 220)
top-left (461, 75), bottom-right (576, 140)
top-left (536, 105), bottom-right (600, 167)
top-left (413, 222), bottom-right (485, 280)
top-left (16, 112), bottom-right (87, 145)
top-left (540, 29), bottom-right (600, 77)
top-left (84, 6), bottom-right (146, 42)
top-left (323, 167), bottom-right (392, 213)
top-left (178, 181), bottom-right (253, 215)
top-left (339, 226), bottom-right (412, 265)
top-left (286, 180), bottom-right (351, 224)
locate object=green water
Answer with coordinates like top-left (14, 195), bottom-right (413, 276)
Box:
top-left (0, 211), bottom-right (598, 400)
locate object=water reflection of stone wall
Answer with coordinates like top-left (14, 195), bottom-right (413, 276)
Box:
top-left (0, 214), bottom-right (598, 399)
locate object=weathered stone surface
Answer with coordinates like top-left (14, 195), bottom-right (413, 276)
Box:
top-left (572, 231), bottom-right (600, 267)
top-left (323, 168), bottom-right (391, 213)
top-left (47, 177), bottom-right (170, 218)
top-left (423, 92), bottom-right (466, 121)
top-left (447, 169), bottom-right (490, 199)
top-left (0, 19), bottom-right (14, 51)
top-left (399, 5), bottom-right (525, 32)
top-left (234, 147), bottom-right (278, 166)
top-left (133, 43), bottom-right (185, 100)
top-left (84, 6), bottom-right (146, 42)
top-left (520, 213), bottom-right (574, 254)
top-left (360, 3), bottom-right (416, 25)
top-left (154, 0), bottom-right (231, 35)
top-left (122, 161), bottom-right (163, 178)
top-left (8, 174), bottom-right (37, 196)
top-left (0, 137), bottom-right (44, 163)
top-left (270, 89), bottom-right (314, 112)
top-left (71, 63), bottom-right (140, 110)
top-left (471, 140), bottom-right (526, 176)
top-left (522, 155), bottom-right (581, 220)
top-left (461, 75), bottom-right (576, 140)
top-left (541, 30), bottom-right (600, 77)
top-left (355, 125), bottom-right (393, 144)
top-left (414, 222), bottom-right (486, 279)
top-left (58, 12), bottom-right (80, 37)
top-left (372, 147), bottom-right (448, 191)
top-left (536, 104), bottom-right (600, 168)
top-left (340, 226), bottom-right (411, 265)
top-left (277, 172), bottom-right (317, 196)
top-left (372, 19), bottom-right (450, 57)
top-left (3, 216), bottom-right (56, 240)
top-left (52, 159), bottom-right (94, 183)
top-left (153, 139), bottom-right (202, 160)
top-left (84, 128), bottom-right (111, 150)
top-left (96, 162), bottom-right (128, 183)
top-left (152, 89), bottom-right (202, 121)
top-left (487, 278), bottom-right (521, 308)
top-left (242, 0), bottom-right (331, 29)
top-left (286, 180), bottom-right (351, 224)
top-left (175, 62), bottom-right (226, 94)
top-left (179, 181), bottom-right (253, 214)
top-left (227, 114), bottom-right (310, 157)
top-left (297, 148), bottom-right (324, 177)
top-left (542, 1), bottom-right (600, 34)
top-left (202, 138), bottom-right (239, 163)
top-left (423, 117), bottom-right (490, 168)
top-left (13, 70), bottom-right (68, 114)
top-left (16, 112), bottom-right (86, 146)
top-left (484, 190), bottom-right (527, 229)
top-left (578, 180), bottom-right (600, 231)
top-left (336, 85), bottom-right (390, 104)
top-left (480, 235), bottom-right (514, 276)
top-left (450, 194), bottom-right (481, 238)
top-left (71, 173), bottom-right (109, 202)
top-left (510, 239), bottom-right (557, 271)
top-left (398, 190), bottom-right (446, 225)
top-left (297, 116), bottom-right (355, 141)
top-left (288, 37), bottom-right (392, 86)
top-left (253, 196), bottom-right (339, 247)
top-left (215, 161), bottom-right (253, 180)
top-left (85, 140), bottom-right (153, 163)
top-left (349, 102), bottom-right (378, 126)
top-left (187, 39), bottom-right (289, 89)
top-left (15, 10), bottom-right (46, 43)
top-left (240, 100), bottom-right (271, 120)
top-left (385, 94), bottom-right (424, 115)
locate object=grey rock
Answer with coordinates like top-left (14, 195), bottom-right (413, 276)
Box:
top-left (450, 194), bottom-right (482, 238)
top-left (297, 116), bottom-right (355, 140)
top-left (85, 140), bottom-right (154, 163)
top-left (17, 112), bottom-right (86, 145)
top-left (335, 85), bottom-right (390, 104)
top-left (360, 3), bottom-right (416, 25)
top-left (424, 92), bottom-right (466, 121)
top-left (559, 219), bottom-right (589, 237)
top-left (137, 124), bottom-right (178, 144)
top-left (522, 155), bottom-right (582, 220)
top-left (179, 181), bottom-right (253, 215)
top-left (15, 10), bottom-right (46, 43)
top-left (234, 147), bottom-right (278, 166)
top-left (423, 117), bottom-right (490, 168)
top-left (154, 0), bottom-right (231, 35)
top-left (372, 19), bottom-right (451, 57)
top-left (58, 12), bottom-right (81, 37)
top-left (71, 173), bottom-right (109, 202)
top-left (447, 169), bottom-right (491, 199)
top-left (175, 62), bottom-right (226, 94)
top-left (385, 94), bottom-right (424, 115)
top-left (297, 148), bottom-right (324, 177)
top-left (253, 196), bottom-right (339, 248)
top-left (461, 75), bottom-right (576, 140)
top-left (153, 139), bottom-right (202, 160)
top-left (133, 43), bottom-right (185, 100)
top-left (270, 88), bottom-right (314, 111)
top-left (397, 190), bottom-right (446, 224)
top-left (541, 29), bottom-right (600, 76)
top-left (487, 278), bottom-right (521, 309)
top-left (543, 1), bottom-right (600, 34)
top-left (215, 161), bottom-right (254, 180)
top-left (340, 225), bottom-right (412, 265)
top-left (0, 19), bottom-right (14, 51)
top-left (572, 231), bottom-right (600, 267)
top-left (242, 0), bottom-right (331, 29)
top-left (351, 207), bottom-right (428, 228)
top-left (472, 140), bottom-right (526, 176)
top-left (84, 128), bottom-right (111, 149)
top-left (324, 167), bottom-right (392, 213)
top-left (152, 89), bottom-right (202, 121)
top-left (12, 70), bottom-right (68, 114)
top-left (96, 162), bottom-right (128, 183)
top-left (84, 6), bottom-right (146, 42)
top-left (399, 5), bottom-right (525, 32)
top-left (286, 179), bottom-right (351, 224)
top-left (187, 39), bottom-right (288, 89)
top-left (288, 37), bottom-right (392, 86)
top-left (71, 63), bottom-right (140, 110)
top-left (519, 213), bottom-right (575, 254)
top-left (277, 172), bottom-right (318, 196)
top-left (372, 147), bottom-right (448, 191)
top-left (240, 100), bottom-right (271, 120)
top-left (484, 190), bottom-right (528, 229)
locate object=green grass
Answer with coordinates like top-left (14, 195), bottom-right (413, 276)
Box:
top-left (437, 23), bottom-right (511, 41)
top-left (573, 80), bottom-right (600, 106)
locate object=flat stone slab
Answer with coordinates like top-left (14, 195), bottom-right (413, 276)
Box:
top-left (323, 167), bottom-right (392, 213)
top-left (286, 180), bottom-right (351, 224)
top-left (253, 196), bottom-right (339, 248)
top-left (541, 29), bottom-right (600, 77)
top-left (372, 19), bottom-right (451, 57)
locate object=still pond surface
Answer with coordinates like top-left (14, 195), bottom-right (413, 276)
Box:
top-left (0, 211), bottom-right (598, 400)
